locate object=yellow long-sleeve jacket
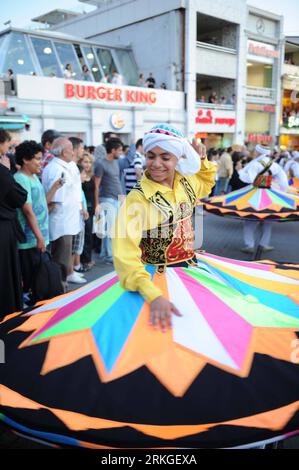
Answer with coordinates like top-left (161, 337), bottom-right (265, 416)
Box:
top-left (112, 158), bottom-right (216, 303)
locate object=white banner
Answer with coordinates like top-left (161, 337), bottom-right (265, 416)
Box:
top-left (195, 108), bottom-right (236, 133)
top-left (16, 75), bottom-right (184, 111)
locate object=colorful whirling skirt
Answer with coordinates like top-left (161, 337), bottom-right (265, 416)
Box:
top-left (204, 185), bottom-right (299, 221)
top-left (1, 252), bottom-right (299, 449)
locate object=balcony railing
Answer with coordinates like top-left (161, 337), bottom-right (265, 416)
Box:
top-left (196, 102), bottom-right (235, 111)
top-left (196, 41), bottom-right (237, 55)
top-left (246, 86), bottom-right (275, 102)
top-left (283, 63), bottom-right (299, 78)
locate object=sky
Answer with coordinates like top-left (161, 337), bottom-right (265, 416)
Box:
top-left (0, 0), bottom-right (298, 34)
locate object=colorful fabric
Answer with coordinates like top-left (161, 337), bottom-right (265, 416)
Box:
top-left (13, 173), bottom-right (49, 249)
top-left (204, 184), bottom-right (299, 221)
top-left (143, 124), bottom-right (201, 176)
top-left (1, 253), bottom-right (299, 449)
top-left (112, 159), bottom-right (216, 303)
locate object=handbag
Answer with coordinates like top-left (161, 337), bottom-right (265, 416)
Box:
top-left (30, 251), bottom-right (64, 304)
top-left (92, 211), bottom-right (106, 239)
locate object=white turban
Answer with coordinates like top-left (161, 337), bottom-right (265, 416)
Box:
top-left (255, 144), bottom-right (271, 156)
top-left (143, 124), bottom-right (201, 176)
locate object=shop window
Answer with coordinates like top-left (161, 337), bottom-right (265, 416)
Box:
top-left (31, 37), bottom-right (62, 78)
top-left (1, 32), bottom-right (36, 76)
top-left (113, 49), bottom-right (138, 86)
top-left (74, 44), bottom-right (94, 81)
top-left (95, 48), bottom-right (118, 80)
top-left (54, 42), bottom-right (81, 79)
top-left (81, 46), bottom-right (102, 82)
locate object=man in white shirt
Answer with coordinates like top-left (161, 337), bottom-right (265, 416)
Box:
top-left (284, 152), bottom-right (299, 179)
top-left (239, 144), bottom-right (289, 254)
top-left (42, 137), bottom-right (84, 285)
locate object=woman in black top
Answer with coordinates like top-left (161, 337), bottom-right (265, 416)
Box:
top-left (229, 152), bottom-right (248, 192)
top-left (0, 130), bottom-right (27, 319)
top-left (80, 153), bottom-right (96, 269)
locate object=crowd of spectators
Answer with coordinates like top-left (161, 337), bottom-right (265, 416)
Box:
top-left (0, 127), bottom-right (146, 318)
top-left (207, 144), bottom-right (299, 197)
top-left (198, 92), bottom-right (236, 105)
top-left (2, 124), bottom-right (298, 319)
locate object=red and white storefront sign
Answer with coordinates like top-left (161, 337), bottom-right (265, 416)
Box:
top-left (195, 108), bottom-right (236, 133)
top-left (16, 75), bottom-right (184, 110)
top-left (246, 133), bottom-right (273, 143)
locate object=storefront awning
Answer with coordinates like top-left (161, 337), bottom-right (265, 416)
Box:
top-left (0, 114), bottom-right (30, 130)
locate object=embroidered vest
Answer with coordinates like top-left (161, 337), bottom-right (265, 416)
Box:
top-left (253, 160), bottom-right (273, 188)
top-left (132, 177), bottom-right (197, 265)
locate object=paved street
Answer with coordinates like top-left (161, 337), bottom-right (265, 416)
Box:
top-left (1, 212), bottom-right (298, 449)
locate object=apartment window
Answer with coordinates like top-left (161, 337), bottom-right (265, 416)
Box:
top-left (113, 49), bottom-right (138, 86)
top-left (96, 48), bottom-right (118, 77)
top-left (1, 32), bottom-right (35, 75)
top-left (54, 42), bottom-right (81, 78)
top-left (31, 37), bottom-right (62, 78)
top-left (81, 46), bottom-right (102, 82)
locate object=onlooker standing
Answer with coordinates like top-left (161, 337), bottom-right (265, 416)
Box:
top-left (6, 69), bottom-right (15, 94)
top-left (14, 141), bottom-right (49, 294)
top-left (137, 74), bottom-right (146, 87)
top-left (72, 165), bottom-right (89, 276)
top-left (82, 64), bottom-right (92, 81)
top-left (0, 129), bottom-right (27, 319)
top-left (208, 92), bottom-right (218, 104)
top-left (80, 153), bottom-right (96, 269)
top-left (111, 71), bottom-right (124, 85)
top-left (42, 137), bottom-right (82, 285)
top-left (123, 138), bottom-right (144, 194)
top-left (63, 64), bottom-right (76, 79)
top-left (41, 129), bottom-right (61, 173)
top-left (94, 139), bottom-right (135, 263)
top-left (94, 132), bottom-right (118, 163)
top-left (146, 73), bottom-right (156, 88)
top-left (69, 137), bottom-right (84, 164)
top-left (215, 148), bottom-right (233, 195)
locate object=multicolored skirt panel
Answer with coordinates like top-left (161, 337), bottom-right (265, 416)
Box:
top-left (204, 185), bottom-right (299, 221)
top-left (1, 253), bottom-right (299, 448)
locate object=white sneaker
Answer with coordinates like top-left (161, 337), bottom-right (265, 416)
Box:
top-left (67, 272), bottom-right (87, 284)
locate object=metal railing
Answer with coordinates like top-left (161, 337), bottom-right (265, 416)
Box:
top-left (246, 86), bottom-right (275, 101)
top-left (196, 102), bottom-right (235, 111)
top-left (196, 41), bottom-right (237, 55)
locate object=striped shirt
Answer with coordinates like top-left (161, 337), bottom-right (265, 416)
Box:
top-left (124, 153), bottom-right (143, 194)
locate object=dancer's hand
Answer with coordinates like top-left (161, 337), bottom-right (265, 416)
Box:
top-left (191, 139), bottom-right (207, 160)
top-left (150, 296), bottom-right (182, 333)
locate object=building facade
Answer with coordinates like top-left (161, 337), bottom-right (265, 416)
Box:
top-left (0, 1), bottom-right (285, 148)
top-left (245, 6), bottom-right (284, 147)
top-left (52, 0), bottom-right (284, 148)
top-left (281, 37), bottom-right (299, 150)
top-left (0, 27), bottom-right (185, 144)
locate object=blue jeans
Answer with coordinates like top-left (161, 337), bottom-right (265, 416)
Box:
top-left (215, 177), bottom-right (230, 195)
top-left (99, 197), bottom-right (120, 260)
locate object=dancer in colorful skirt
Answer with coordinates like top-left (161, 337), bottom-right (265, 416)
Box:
top-left (1, 125), bottom-right (299, 449)
top-left (204, 144), bottom-right (299, 254)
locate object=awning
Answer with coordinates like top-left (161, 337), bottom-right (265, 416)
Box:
top-left (0, 114), bottom-right (30, 130)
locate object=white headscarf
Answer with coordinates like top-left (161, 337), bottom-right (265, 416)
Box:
top-left (143, 124), bottom-right (201, 176)
top-left (255, 144), bottom-right (271, 157)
